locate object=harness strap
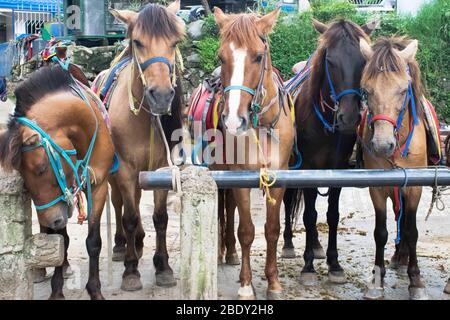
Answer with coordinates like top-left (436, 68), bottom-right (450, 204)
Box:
top-left (140, 56), bottom-right (173, 74)
top-left (223, 85), bottom-right (256, 96)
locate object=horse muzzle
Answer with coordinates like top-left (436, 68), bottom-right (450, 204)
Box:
top-left (37, 203), bottom-right (69, 231)
top-left (145, 87), bottom-right (175, 116)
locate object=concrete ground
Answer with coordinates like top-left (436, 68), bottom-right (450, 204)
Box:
top-left (1, 98), bottom-right (449, 300)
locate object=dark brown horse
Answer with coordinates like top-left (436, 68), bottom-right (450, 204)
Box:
top-left (0, 66), bottom-right (114, 299)
top-left (283, 19), bottom-right (375, 285)
top-left (360, 37), bottom-right (428, 300)
top-left (105, 1), bottom-right (185, 291)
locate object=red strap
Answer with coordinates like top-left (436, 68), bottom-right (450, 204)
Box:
top-left (370, 114), bottom-right (397, 128)
top-left (359, 109), bottom-right (368, 139)
top-left (393, 186), bottom-right (401, 220)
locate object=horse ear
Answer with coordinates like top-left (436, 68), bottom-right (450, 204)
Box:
top-left (214, 7), bottom-right (230, 29)
top-left (257, 7), bottom-right (281, 36)
top-left (361, 18), bottom-right (380, 35)
top-left (312, 18), bottom-right (327, 34)
top-left (398, 39), bottom-right (419, 63)
top-left (360, 38), bottom-right (373, 61)
top-left (109, 8), bottom-right (138, 26)
top-left (167, 0), bottom-right (180, 15)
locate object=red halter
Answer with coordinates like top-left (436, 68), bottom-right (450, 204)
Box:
top-left (369, 114), bottom-right (397, 128)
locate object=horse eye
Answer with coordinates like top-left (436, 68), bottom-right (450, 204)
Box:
top-left (254, 54), bottom-right (263, 64)
top-left (399, 89), bottom-right (407, 96)
top-left (133, 40), bottom-right (143, 48)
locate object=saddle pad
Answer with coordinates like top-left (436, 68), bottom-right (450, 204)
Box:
top-left (421, 96), bottom-right (442, 165)
top-left (187, 83), bottom-right (221, 137)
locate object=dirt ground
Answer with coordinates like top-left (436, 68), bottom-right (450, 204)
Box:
top-left (32, 187), bottom-right (450, 300)
top-left (1, 98), bottom-right (449, 300)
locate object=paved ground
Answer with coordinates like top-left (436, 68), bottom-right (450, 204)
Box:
top-left (1, 98), bottom-right (449, 300)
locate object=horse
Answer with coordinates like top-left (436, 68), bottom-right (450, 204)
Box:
top-left (104, 1), bottom-right (185, 291)
top-left (358, 36), bottom-right (430, 300)
top-left (282, 19), bottom-right (375, 285)
top-left (213, 7), bottom-right (295, 300)
top-left (0, 66), bottom-right (114, 300)
top-left (444, 135), bottom-right (450, 294)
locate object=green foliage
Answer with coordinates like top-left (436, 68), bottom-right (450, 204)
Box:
top-left (196, 36), bottom-right (220, 74)
top-left (192, 0), bottom-right (450, 121)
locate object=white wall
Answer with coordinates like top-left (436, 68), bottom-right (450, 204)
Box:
top-left (397, 0), bottom-right (432, 16)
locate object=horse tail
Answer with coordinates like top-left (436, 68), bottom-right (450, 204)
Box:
top-left (284, 188), bottom-right (304, 229)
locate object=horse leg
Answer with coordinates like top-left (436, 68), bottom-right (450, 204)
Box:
top-left (111, 179), bottom-right (126, 262)
top-left (404, 187), bottom-right (427, 300)
top-left (85, 181), bottom-right (108, 300)
top-left (218, 189), bottom-right (226, 264)
top-left (326, 187), bottom-right (346, 283)
top-left (225, 189), bottom-right (239, 265)
top-left (390, 214), bottom-right (409, 275)
top-left (153, 190), bottom-right (176, 287)
top-left (120, 178), bottom-right (143, 291)
top-left (364, 189), bottom-right (387, 300)
top-left (135, 188), bottom-right (145, 260)
top-left (48, 227), bottom-right (67, 300)
top-left (300, 188), bottom-right (319, 286)
top-left (233, 188), bottom-right (256, 300)
top-left (265, 188), bottom-right (285, 300)
top-left (281, 188), bottom-right (296, 258)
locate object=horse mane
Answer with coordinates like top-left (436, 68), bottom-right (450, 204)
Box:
top-left (363, 36), bottom-right (425, 103)
top-left (128, 3), bottom-right (185, 42)
top-left (297, 19), bottom-right (370, 123)
top-left (0, 66), bottom-right (73, 171)
top-left (219, 13), bottom-right (263, 47)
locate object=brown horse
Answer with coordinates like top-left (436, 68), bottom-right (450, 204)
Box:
top-left (359, 37), bottom-right (429, 300)
top-left (105, 1), bottom-right (185, 291)
top-left (213, 7), bottom-right (295, 299)
top-left (0, 66), bottom-right (114, 300)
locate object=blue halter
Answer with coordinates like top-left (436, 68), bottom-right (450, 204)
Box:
top-left (140, 57), bottom-right (173, 75)
top-left (313, 51), bottom-right (362, 132)
top-left (17, 86), bottom-right (98, 219)
top-left (223, 85), bottom-right (256, 97)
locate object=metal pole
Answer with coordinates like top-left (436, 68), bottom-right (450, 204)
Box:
top-left (139, 168), bottom-right (450, 190)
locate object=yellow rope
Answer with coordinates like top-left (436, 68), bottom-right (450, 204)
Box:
top-left (252, 130), bottom-right (277, 206)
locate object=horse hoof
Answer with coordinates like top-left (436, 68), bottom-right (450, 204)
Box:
top-left (266, 290), bottom-right (283, 300)
top-left (363, 287), bottom-right (384, 300)
top-left (89, 292), bottom-right (106, 300)
top-left (33, 268), bottom-right (47, 283)
top-left (225, 253), bottom-right (240, 265)
top-left (409, 287), bottom-right (428, 300)
top-left (444, 282), bottom-right (450, 294)
top-left (63, 265), bottom-right (73, 279)
top-left (396, 266), bottom-right (408, 277)
top-left (238, 284), bottom-right (256, 300)
top-left (300, 272), bottom-right (319, 286)
top-left (281, 247), bottom-right (296, 259)
top-left (121, 274), bottom-right (143, 291)
top-left (313, 247), bottom-right (326, 260)
top-left (49, 293), bottom-right (65, 300)
top-left (112, 246), bottom-right (126, 262)
top-left (328, 270), bottom-right (346, 284)
top-left (156, 272), bottom-right (177, 288)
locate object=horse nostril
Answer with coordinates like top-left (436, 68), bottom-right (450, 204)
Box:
top-left (52, 218), bottom-right (65, 230)
top-left (239, 116), bottom-right (248, 131)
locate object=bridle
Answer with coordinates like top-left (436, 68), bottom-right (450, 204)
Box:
top-left (313, 50), bottom-right (363, 133)
top-left (367, 66), bottom-right (419, 158)
top-left (222, 37), bottom-right (283, 131)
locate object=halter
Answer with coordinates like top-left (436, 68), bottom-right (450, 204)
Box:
top-left (222, 37), bottom-right (280, 129)
top-left (17, 81), bottom-right (98, 219)
top-left (367, 66), bottom-right (419, 158)
top-left (313, 50), bottom-right (363, 133)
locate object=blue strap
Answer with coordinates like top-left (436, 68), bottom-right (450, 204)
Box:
top-left (140, 57), bottom-right (173, 74)
top-left (313, 101), bottom-right (335, 132)
top-left (396, 189), bottom-right (403, 245)
top-left (224, 85), bottom-right (256, 96)
top-left (335, 89), bottom-right (362, 101)
top-left (52, 56), bottom-right (70, 71)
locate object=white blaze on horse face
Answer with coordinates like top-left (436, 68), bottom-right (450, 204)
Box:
top-left (226, 43), bottom-right (247, 135)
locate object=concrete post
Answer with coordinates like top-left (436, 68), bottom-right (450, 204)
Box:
top-left (0, 170), bottom-right (64, 300)
top-left (445, 278), bottom-right (450, 294)
top-left (180, 166), bottom-right (218, 300)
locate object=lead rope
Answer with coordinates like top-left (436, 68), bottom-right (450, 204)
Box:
top-left (155, 116), bottom-right (182, 196)
top-left (426, 166), bottom-right (449, 221)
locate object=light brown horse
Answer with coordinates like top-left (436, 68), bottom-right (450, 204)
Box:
top-left (0, 66), bottom-right (114, 300)
top-left (213, 7), bottom-right (295, 299)
top-left (359, 37), bottom-right (429, 300)
top-left (106, 1), bottom-right (185, 291)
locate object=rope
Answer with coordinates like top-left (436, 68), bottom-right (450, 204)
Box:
top-left (426, 166), bottom-right (450, 221)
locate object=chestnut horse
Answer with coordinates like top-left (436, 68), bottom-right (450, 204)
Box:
top-left (105, 1), bottom-right (185, 291)
top-left (0, 66), bottom-right (114, 299)
top-left (282, 19), bottom-right (375, 285)
top-left (213, 8), bottom-right (295, 299)
top-left (359, 37), bottom-right (429, 300)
